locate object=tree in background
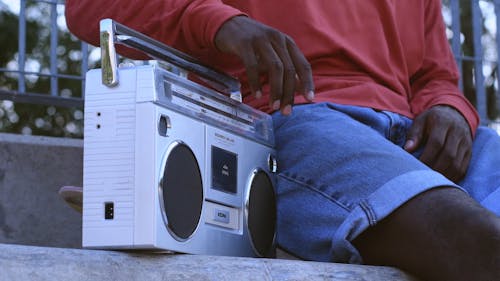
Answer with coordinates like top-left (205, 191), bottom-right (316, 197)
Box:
top-left (447, 0), bottom-right (500, 120)
top-left (1, 1), bottom-right (500, 139)
top-left (0, 2), bottom-right (94, 138)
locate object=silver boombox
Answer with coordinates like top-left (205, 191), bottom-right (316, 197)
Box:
top-left (82, 19), bottom-right (277, 257)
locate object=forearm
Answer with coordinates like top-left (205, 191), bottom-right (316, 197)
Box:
top-left (65, 0), bottom-right (245, 58)
top-left (410, 0), bottom-right (479, 135)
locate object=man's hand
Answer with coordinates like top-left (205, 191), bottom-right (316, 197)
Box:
top-left (404, 105), bottom-right (473, 182)
top-left (214, 16), bottom-right (314, 115)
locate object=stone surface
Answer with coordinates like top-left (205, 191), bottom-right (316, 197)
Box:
top-left (0, 133), bottom-right (83, 248)
top-left (0, 243), bottom-right (419, 281)
top-left (0, 133), bottom-right (420, 280)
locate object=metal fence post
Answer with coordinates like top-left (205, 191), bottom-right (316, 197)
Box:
top-left (50, 0), bottom-right (59, 97)
top-left (471, 0), bottom-right (488, 125)
top-left (18, 0), bottom-right (27, 94)
top-left (450, 0), bottom-right (464, 92)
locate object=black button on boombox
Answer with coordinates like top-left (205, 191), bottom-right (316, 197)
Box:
top-left (211, 146), bottom-right (238, 194)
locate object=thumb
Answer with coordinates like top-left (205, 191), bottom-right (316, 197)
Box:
top-left (404, 116), bottom-right (426, 152)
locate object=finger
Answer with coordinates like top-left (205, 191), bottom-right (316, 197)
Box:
top-left (447, 146), bottom-right (467, 183)
top-left (286, 37), bottom-right (314, 101)
top-left (449, 135), bottom-right (472, 182)
top-left (405, 115), bottom-right (427, 152)
top-left (255, 41), bottom-right (284, 112)
top-left (271, 36), bottom-right (296, 115)
top-left (459, 147), bottom-right (472, 180)
top-left (431, 130), bottom-right (460, 180)
top-left (419, 126), bottom-right (448, 168)
top-left (239, 45), bottom-right (262, 98)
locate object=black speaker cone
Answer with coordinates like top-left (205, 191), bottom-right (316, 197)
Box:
top-left (161, 143), bottom-right (203, 240)
top-left (247, 170), bottom-right (276, 257)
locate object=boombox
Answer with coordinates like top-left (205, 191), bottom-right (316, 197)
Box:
top-left (82, 19), bottom-right (277, 257)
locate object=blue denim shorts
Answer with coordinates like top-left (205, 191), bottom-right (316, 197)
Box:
top-left (272, 102), bottom-right (500, 264)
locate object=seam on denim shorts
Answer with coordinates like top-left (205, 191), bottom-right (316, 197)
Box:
top-left (379, 111), bottom-right (393, 140)
top-left (380, 111), bottom-right (412, 146)
top-left (359, 199), bottom-right (377, 226)
top-left (278, 172), bottom-right (352, 212)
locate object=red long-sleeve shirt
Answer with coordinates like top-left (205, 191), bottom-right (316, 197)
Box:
top-left (65, 0), bottom-right (479, 133)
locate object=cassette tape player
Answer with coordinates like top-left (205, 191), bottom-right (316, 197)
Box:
top-left (82, 19), bottom-right (277, 257)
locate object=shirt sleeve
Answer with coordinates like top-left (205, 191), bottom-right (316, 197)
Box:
top-left (409, 0), bottom-right (479, 135)
top-left (65, 0), bottom-right (245, 59)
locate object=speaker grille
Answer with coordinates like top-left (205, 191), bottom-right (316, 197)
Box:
top-left (247, 171), bottom-right (276, 257)
top-left (161, 143), bottom-right (203, 240)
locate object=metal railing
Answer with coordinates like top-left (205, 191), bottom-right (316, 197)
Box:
top-left (446, 0), bottom-right (499, 125)
top-left (0, 0), bottom-right (500, 125)
top-left (0, 0), bottom-right (87, 108)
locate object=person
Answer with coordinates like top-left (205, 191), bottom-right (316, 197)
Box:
top-left (65, 1), bottom-right (500, 280)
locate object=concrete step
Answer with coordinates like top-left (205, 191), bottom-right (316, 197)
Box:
top-left (0, 243), bottom-right (419, 281)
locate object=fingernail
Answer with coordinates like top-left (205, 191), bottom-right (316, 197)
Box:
top-left (282, 105), bottom-right (292, 115)
top-left (255, 90), bottom-right (262, 99)
top-left (273, 100), bottom-right (280, 110)
top-left (404, 140), bottom-right (414, 150)
top-left (306, 90), bottom-right (315, 101)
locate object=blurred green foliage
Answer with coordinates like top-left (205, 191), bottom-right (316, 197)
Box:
top-left (0, 1), bottom-right (95, 138)
top-left (0, 1), bottom-right (499, 139)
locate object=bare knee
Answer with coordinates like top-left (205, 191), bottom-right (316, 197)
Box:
top-left (353, 187), bottom-right (500, 281)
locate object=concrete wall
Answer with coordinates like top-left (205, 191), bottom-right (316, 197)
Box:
top-left (0, 133), bottom-right (83, 248)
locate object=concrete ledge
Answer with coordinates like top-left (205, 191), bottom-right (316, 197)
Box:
top-left (0, 243), bottom-right (418, 281)
top-left (0, 133), bottom-right (419, 280)
top-left (0, 133), bottom-right (83, 248)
